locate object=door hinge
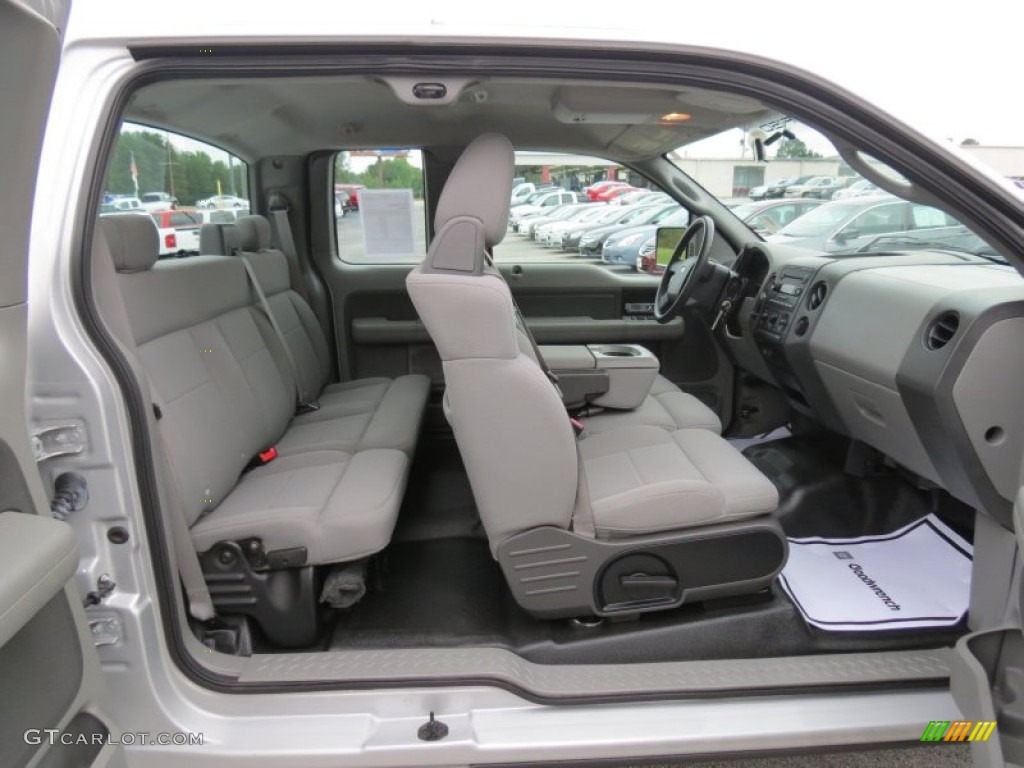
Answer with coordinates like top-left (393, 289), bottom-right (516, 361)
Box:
top-left (31, 424), bottom-right (86, 462)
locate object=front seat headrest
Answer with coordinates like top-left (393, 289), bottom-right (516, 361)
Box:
top-left (433, 133), bottom-right (515, 251)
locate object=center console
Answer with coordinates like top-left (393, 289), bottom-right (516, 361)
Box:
top-left (541, 344), bottom-right (660, 411)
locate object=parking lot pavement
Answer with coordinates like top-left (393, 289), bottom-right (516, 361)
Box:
top-left (335, 206), bottom-right (586, 263)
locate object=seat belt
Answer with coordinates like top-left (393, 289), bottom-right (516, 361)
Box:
top-left (90, 228), bottom-right (215, 621)
top-left (484, 251), bottom-right (559, 387)
top-left (150, 407), bottom-right (216, 621)
top-left (571, 440), bottom-right (596, 538)
top-left (269, 206), bottom-right (311, 306)
top-left (239, 254), bottom-right (315, 410)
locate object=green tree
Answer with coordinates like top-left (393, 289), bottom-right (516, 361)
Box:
top-left (357, 157), bottom-right (423, 197)
top-left (334, 152), bottom-right (362, 185)
top-left (105, 130), bottom-right (168, 197)
top-left (775, 138), bottom-right (822, 159)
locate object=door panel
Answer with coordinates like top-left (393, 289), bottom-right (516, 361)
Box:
top-left (0, 2), bottom-right (122, 766)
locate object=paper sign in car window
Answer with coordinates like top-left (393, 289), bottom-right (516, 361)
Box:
top-left (360, 189), bottom-right (417, 259)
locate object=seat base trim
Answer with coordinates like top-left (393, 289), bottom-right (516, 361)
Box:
top-left (496, 518), bottom-right (788, 619)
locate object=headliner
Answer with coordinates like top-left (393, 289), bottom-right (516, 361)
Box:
top-left (124, 75), bottom-right (777, 161)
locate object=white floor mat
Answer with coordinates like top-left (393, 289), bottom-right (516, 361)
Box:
top-left (778, 514), bottom-right (972, 632)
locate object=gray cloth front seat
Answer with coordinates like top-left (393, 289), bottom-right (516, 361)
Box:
top-left (407, 134), bottom-right (786, 619)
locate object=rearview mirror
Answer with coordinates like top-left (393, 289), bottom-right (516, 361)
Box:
top-left (655, 226), bottom-right (687, 267)
top-left (834, 227), bottom-right (860, 243)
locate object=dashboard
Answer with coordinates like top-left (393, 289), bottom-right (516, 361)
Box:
top-left (720, 242), bottom-right (1024, 524)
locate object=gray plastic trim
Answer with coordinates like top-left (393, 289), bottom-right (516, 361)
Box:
top-left (351, 316), bottom-right (686, 345)
top-left (495, 520), bottom-right (787, 619)
top-left (239, 646), bottom-right (953, 698)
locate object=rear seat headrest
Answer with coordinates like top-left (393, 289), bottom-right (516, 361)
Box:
top-left (199, 222), bottom-right (241, 256)
top-left (98, 213), bottom-right (160, 273)
top-left (235, 214), bottom-right (272, 252)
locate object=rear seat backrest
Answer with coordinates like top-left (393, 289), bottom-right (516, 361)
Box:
top-left (102, 215), bottom-right (294, 524)
top-left (211, 216), bottom-right (333, 402)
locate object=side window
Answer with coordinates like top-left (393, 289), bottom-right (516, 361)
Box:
top-left (911, 205), bottom-right (959, 229)
top-left (848, 203), bottom-right (906, 236)
top-left (102, 123), bottom-right (250, 217)
top-left (333, 149), bottom-right (426, 264)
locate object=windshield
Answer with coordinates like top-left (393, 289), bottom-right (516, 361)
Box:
top-left (666, 119), bottom-right (1003, 260)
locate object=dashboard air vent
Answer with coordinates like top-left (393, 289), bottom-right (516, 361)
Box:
top-left (807, 282), bottom-right (828, 310)
top-left (925, 311), bottom-right (960, 350)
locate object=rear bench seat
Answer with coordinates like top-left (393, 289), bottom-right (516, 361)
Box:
top-left (100, 214), bottom-right (428, 633)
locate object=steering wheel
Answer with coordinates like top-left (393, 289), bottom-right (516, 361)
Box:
top-left (653, 216), bottom-right (715, 323)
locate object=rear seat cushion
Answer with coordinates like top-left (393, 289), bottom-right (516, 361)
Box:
top-left (189, 449), bottom-right (408, 564)
top-left (579, 425), bottom-right (777, 537)
top-left (282, 375), bottom-right (432, 456)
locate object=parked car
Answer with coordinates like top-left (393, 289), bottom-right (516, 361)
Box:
top-left (138, 190), bottom-right (177, 211)
top-left (510, 181), bottom-right (536, 205)
top-left (778, 175), bottom-right (835, 196)
top-left (148, 208), bottom-right (203, 255)
top-left (729, 199), bottom-right (823, 235)
top-left (832, 178), bottom-right (883, 200)
top-left (197, 194), bottom-right (249, 210)
top-left (747, 182), bottom-right (771, 200)
top-left (100, 195), bottom-right (143, 212)
top-left (516, 203), bottom-right (591, 237)
top-left (635, 233), bottom-right (660, 274)
top-left (608, 188), bottom-right (667, 206)
top-left (577, 203), bottom-right (675, 257)
top-left (601, 206), bottom-right (688, 267)
top-left (535, 204), bottom-right (611, 246)
top-left (591, 184), bottom-right (638, 203)
top-left (334, 183), bottom-right (365, 210)
top-left (766, 196), bottom-right (988, 254)
top-left (508, 189), bottom-right (579, 226)
top-left (334, 191), bottom-right (349, 218)
top-left (196, 207), bottom-right (242, 225)
top-left (763, 175), bottom-right (813, 198)
top-left (583, 179), bottom-right (630, 201)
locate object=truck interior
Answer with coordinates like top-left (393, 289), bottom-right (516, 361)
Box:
top-left (72, 56), bottom-right (1023, 689)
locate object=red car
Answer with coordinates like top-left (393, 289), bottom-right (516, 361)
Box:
top-left (583, 180), bottom-right (629, 201)
top-left (592, 184), bottom-right (639, 203)
top-left (334, 183), bottom-right (365, 210)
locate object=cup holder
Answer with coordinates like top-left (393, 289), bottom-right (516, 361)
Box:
top-left (592, 344), bottom-right (641, 358)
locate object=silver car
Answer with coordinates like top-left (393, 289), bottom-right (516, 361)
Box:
top-left (766, 196), bottom-right (986, 254)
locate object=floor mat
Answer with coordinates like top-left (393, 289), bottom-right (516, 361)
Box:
top-left (779, 514), bottom-right (972, 632)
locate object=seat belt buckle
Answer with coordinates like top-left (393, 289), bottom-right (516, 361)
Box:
top-left (569, 417), bottom-right (586, 438)
top-left (296, 401), bottom-right (321, 415)
top-left (244, 446), bottom-right (279, 473)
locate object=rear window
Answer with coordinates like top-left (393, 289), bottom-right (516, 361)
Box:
top-left (333, 149), bottom-right (666, 265)
top-left (169, 212), bottom-right (202, 227)
top-left (102, 123), bottom-right (250, 215)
